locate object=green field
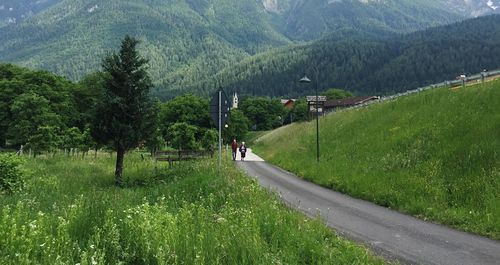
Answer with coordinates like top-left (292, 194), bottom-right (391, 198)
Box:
top-left (254, 80), bottom-right (500, 239)
top-left (0, 154), bottom-right (387, 264)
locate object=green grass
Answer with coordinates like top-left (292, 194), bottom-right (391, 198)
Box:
top-left (0, 153), bottom-right (388, 264)
top-left (254, 80), bottom-right (500, 239)
top-left (244, 131), bottom-right (270, 145)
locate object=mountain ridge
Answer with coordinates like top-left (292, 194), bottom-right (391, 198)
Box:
top-left (1, 0), bottom-right (499, 99)
top-left (190, 15), bottom-right (500, 98)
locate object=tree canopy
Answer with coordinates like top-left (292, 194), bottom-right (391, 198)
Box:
top-left (91, 35), bottom-right (157, 185)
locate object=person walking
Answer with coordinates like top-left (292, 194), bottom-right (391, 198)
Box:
top-left (239, 142), bottom-right (247, 161)
top-left (231, 139), bottom-right (238, 161)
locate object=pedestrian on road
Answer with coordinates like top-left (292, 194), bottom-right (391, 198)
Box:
top-left (239, 142), bottom-right (247, 161)
top-left (231, 139), bottom-right (238, 161)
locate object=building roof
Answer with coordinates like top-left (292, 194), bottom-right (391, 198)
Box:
top-left (324, 96), bottom-right (379, 108)
top-left (281, 99), bottom-right (297, 105)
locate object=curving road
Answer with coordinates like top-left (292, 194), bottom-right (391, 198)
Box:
top-left (236, 149), bottom-right (500, 265)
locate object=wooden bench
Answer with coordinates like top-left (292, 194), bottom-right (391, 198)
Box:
top-left (154, 149), bottom-right (214, 167)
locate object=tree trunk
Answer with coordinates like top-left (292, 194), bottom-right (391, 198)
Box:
top-left (115, 147), bottom-right (125, 186)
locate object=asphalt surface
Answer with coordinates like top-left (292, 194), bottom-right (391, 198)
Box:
top-left (236, 149), bottom-right (500, 265)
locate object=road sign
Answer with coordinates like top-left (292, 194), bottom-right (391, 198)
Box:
top-left (306, 96), bottom-right (327, 102)
top-left (309, 106), bottom-right (323, 113)
top-left (209, 90), bottom-right (230, 130)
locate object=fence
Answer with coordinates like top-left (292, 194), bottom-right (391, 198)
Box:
top-left (330, 69), bottom-right (500, 113)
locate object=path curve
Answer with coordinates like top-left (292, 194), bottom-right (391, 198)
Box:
top-left (236, 149), bottom-right (500, 265)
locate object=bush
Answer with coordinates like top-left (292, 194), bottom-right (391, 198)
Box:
top-left (0, 154), bottom-right (25, 193)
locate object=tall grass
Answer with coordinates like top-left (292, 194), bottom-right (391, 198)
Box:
top-left (254, 80), bottom-right (500, 239)
top-left (0, 153), bottom-right (387, 264)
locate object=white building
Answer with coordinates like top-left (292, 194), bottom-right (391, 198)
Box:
top-left (232, 93), bottom-right (238, 109)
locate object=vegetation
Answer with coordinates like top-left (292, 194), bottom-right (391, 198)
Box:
top-left (239, 97), bottom-right (288, 131)
top-left (0, 0), bottom-right (470, 99)
top-left (0, 154), bottom-right (387, 265)
top-left (0, 63), bottom-right (79, 149)
top-left (199, 15), bottom-right (500, 98)
top-left (321, 88), bottom-right (353, 100)
top-left (91, 35), bottom-right (157, 185)
top-left (254, 80), bottom-right (500, 239)
top-left (0, 153), bottom-right (25, 194)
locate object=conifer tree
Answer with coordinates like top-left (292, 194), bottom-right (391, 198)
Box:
top-left (92, 35), bottom-right (156, 186)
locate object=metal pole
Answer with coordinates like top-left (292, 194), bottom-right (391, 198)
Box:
top-left (315, 72), bottom-right (320, 163)
top-left (218, 90), bottom-right (222, 175)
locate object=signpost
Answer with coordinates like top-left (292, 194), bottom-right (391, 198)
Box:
top-left (306, 96), bottom-right (327, 116)
top-left (209, 89), bottom-right (230, 174)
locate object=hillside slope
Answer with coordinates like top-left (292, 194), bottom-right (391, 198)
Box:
top-left (201, 15), bottom-right (500, 97)
top-left (253, 79), bottom-right (500, 239)
top-left (0, 0), bottom-right (470, 99)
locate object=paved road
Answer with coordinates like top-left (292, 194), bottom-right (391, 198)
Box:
top-left (236, 149), bottom-right (500, 265)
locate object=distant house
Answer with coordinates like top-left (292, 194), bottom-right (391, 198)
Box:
top-left (324, 96), bottom-right (379, 112)
top-left (281, 99), bottom-right (296, 109)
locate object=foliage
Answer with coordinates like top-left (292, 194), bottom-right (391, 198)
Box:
top-left (159, 94), bottom-right (212, 137)
top-left (0, 154), bottom-right (387, 264)
top-left (0, 153), bottom-right (24, 194)
top-left (321, 88), bottom-right (353, 100)
top-left (73, 71), bottom-right (107, 128)
top-left (60, 127), bottom-right (84, 152)
top-left (224, 109), bottom-right (250, 142)
top-left (7, 91), bottom-right (62, 146)
top-left (26, 126), bottom-right (60, 156)
top-left (0, 0), bottom-right (469, 99)
top-left (0, 64), bottom-right (76, 147)
top-left (145, 128), bottom-right (165, 155)
top-left (167, 122), bottom-right (198, 150)
top-left (254, 80), bottom-right (500, 239)
top-left (91, 35), bottom-right (157, 185)
top-left (239, 97), bottom-right (287, 130)
top-left (200, 129), bottom-right (218, 151)
top-left (199, 15), bottom-right (500, 98)
top-left (287, 99), bottom-right (309, 123)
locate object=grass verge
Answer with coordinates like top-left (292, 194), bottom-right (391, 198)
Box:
top-left (0, 153), bottom-right (388, 264)
top-left (254, 81), bottom-right (500, 239)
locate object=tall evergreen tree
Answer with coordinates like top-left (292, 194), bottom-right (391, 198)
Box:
top-left (92, 35), bottom-right (156, 186)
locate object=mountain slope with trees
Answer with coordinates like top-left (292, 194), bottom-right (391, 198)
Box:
top-left (0, 0), bottom-right (477, 99)
top-left (198, 15), bottom-right (500, 97)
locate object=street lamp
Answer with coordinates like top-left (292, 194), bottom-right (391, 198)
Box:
top-left (299, 74), bottom-right (320, 162)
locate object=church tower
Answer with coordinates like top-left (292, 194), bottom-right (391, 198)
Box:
top-left (232, 92), bottom-right (238, 109)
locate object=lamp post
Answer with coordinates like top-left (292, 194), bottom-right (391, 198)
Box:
top-left (299, 74), bottom-right (320, 162)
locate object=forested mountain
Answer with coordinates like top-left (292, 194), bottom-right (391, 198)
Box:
top-left (0, 0), bottom-right (482, 100)
top-left (191, 15), bottom-right (500, 97)
top-left (0, 0), bottom-right (61, 27)
top-left (444, 0), bottom-right (500, 16)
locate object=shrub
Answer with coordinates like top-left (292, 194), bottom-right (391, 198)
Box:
top-left (0, 154), bottom-right (25, 193)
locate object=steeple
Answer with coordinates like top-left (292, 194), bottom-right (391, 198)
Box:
top-left (232, 92), bottom-right (238, 109)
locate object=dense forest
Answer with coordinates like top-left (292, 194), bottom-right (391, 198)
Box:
top-left (0, 0), bottom-right (471, 100)
top-left (185, 15), bottom-right (500, 97)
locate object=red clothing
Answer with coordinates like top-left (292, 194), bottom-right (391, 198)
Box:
top-left (231, 141), bottom-right (238, 151)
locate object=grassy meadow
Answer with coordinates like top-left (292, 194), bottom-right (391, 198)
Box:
top-left (0, 153), bottom-right (388, 264)
top-left (254, 80), bottom-right (500, 239)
